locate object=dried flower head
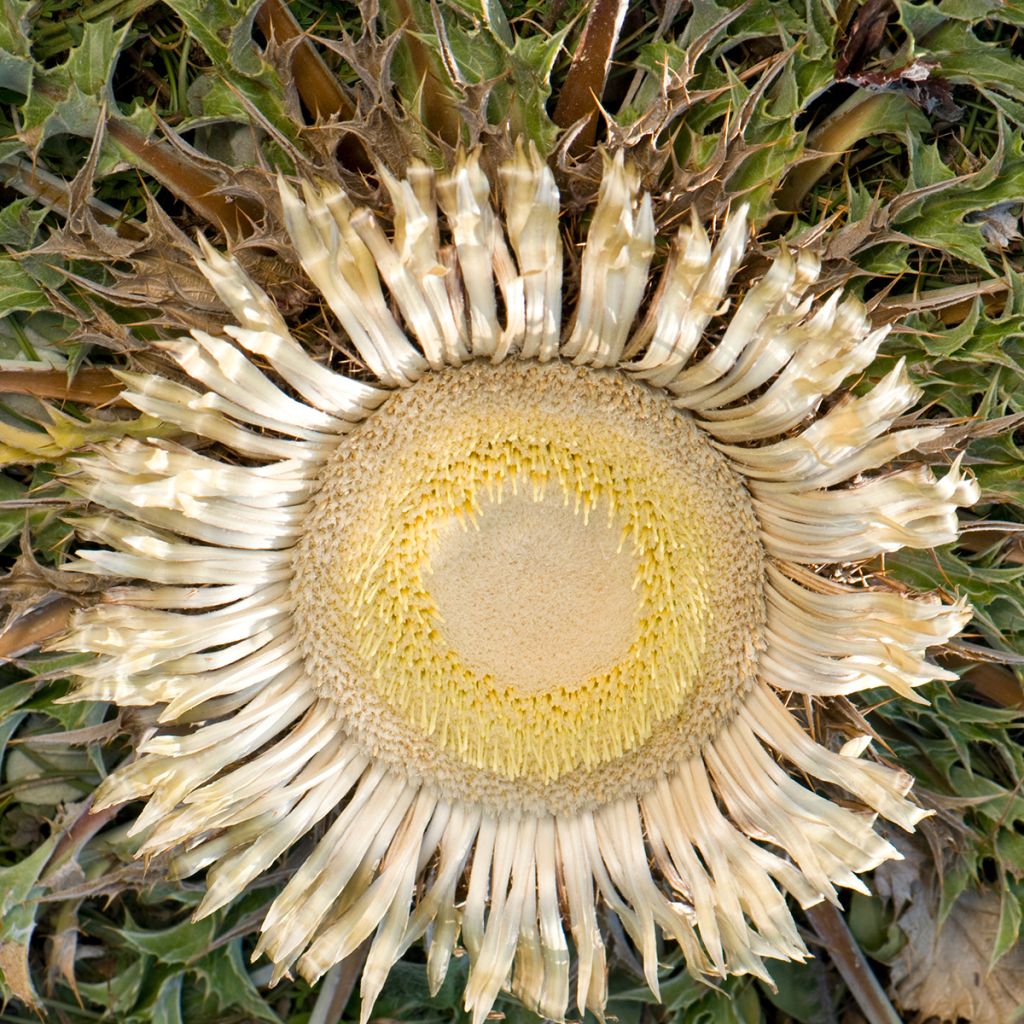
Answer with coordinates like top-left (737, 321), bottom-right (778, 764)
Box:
top-left (59, 144), bottom-right (977, 1023)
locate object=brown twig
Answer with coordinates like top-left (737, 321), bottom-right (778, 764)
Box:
top-left (256, 0), bottom-right (354, 121)
top-left (1, 158), bottom-right (149, 241)
top-left (107, 118), bottom-right (261, 239)
top-left (255, 0), bottom-right (371, 170)
top-left (552, 0), bottom-right (629, 153)
top-left (0, 597), bottom-right (78, 661)
top-left (965, 664), bottom-right (1024, 708)
top-left (807, 902), bottom-right (902, 1024)
top-left (0, 368), bottom-right (126, 407)
top-left (385, 0), bottom-right (463, 145)
top-left (308, 943), bottom-right (370, 1024)
top-left (777, 92), bottom-right (914, 213)
top-left (871, 278), bottom-right (1008, 323)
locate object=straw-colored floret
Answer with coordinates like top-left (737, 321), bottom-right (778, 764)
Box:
top-left (59, 141), bottom-right (978, 1024)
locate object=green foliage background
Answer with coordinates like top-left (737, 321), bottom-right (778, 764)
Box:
top-left (1, 0), bottom-right (1024, 1021)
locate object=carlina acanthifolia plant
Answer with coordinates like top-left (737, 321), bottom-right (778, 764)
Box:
top-left (2, 3), bottom-right (1024, 1024)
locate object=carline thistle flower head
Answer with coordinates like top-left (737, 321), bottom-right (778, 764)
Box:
top-left (58, 143), bottom-right (978, 1023)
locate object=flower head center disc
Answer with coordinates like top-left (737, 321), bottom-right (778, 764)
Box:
top-left (293, 360), bottom-right (766, 814)
top-left (426, 490), bottom-right (639, 695)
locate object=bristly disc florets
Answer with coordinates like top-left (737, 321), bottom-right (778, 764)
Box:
top-left (294, 358), bottom-right (765, 810)
top-left (59, 142), bottom-right (978, 1024)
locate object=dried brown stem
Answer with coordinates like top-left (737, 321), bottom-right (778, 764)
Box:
top-left (777, 92), bottom-right (909, 213)
top-left (255, 0), bottom-right (371, 169)
top-left (1, 158), bottom-right (148, 241)
top-left (107, 118), bottom-right (261, 239)
top-left (807, 902), bottom-right (902, 1024)
top-left (308, 943), bottom-right (370, 1024)
top-left (256, 0), bottom-right (352, 121)
top-left (872, 278), bottom-right (1008, 324)
top-left (0, 597), bottom-right (77, 661)
top-left (965, 664), bottom-right (1024, 708)
top-left (387, 0), bottom-right (463, 145)
top-left (0, 368), bottom-right (126, 406)
top-left (552, 0), bottom-right (629, 153)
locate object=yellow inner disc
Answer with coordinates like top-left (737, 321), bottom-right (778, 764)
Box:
top-left (294, 360), bottom-right (765, 801)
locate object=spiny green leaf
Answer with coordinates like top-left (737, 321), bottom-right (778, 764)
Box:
top-left (0, 832), bottom-right (57, 1010)
top-left (0, 198), bottom-right (48, 247)
top-left (0, 0), bottom-right (32, 94)
top-left (0, 679), bottom-right (39, 719)
top-left (131, 970), bottom-right (184, 1024)
top-left (436, 4), bottom-right (564, 152)
top-left (940, 855), bottom-right (978, 926)
top-left (158, 0), bottom-right (297, 142)
top-left (992, 881), bottom-right (1024, 968)
top-left (936, 0), bottom-right (1024, 26)
top-left (76, 955), bottom-right (149, 1014)
top-left (507, 29), bottom-right (568, 153)
top-left (0, 0), bottom-right (30, 57)
top-left (118, 913), bottom-right (219, 965)
top-left (0, 400), bottom-right (172, 465)
top-left (444, 0), bottom-right (514, 48)
top-left (893, 132), bottom-right (1024, 270)
top-left (0, 258), bottom-right (50, 315)
top-left (19, 17), bottom-right (132, 153)
top-left (914, 17), bottom-right (1024, 105)
top-left (194, 940), bottom-right (281, 1023)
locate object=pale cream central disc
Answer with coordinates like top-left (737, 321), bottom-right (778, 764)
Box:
top-left (424, 489), bottom-right (639, 695)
